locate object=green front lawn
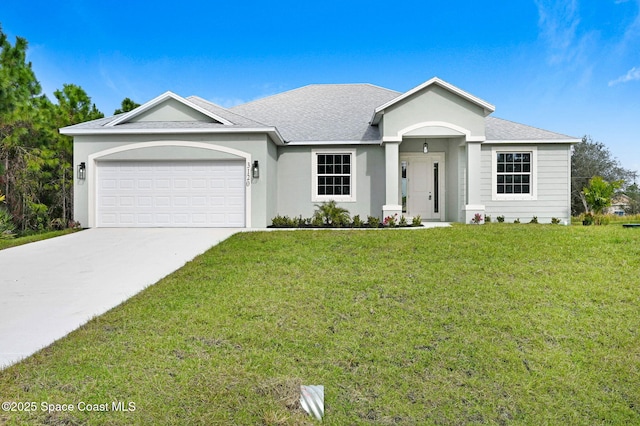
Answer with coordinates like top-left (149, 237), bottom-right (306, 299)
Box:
top-left (1, 225), bottom-right (639, 425)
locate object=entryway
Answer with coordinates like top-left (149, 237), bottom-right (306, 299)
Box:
top-left (401, 153), bottom-right (445, 220)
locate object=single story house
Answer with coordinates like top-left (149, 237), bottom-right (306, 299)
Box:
top-left (606, 194), bottom-right (631, 216)
top-left (61, 77), bottom-right (580, 228)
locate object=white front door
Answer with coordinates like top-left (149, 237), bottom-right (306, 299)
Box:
top-left (402, 153), bottom-right (444, 220)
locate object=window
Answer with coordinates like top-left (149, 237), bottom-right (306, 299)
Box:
top-left (496, 152), bottom-right (531, 194)
top-left (491, 146), bottom-right (537, 200)
top-left (312, 149), bottom-right (356, 202)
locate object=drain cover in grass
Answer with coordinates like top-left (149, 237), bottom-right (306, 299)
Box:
top-left (300, 385), bottom-right (324, 421)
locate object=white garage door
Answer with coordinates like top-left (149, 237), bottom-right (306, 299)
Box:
top-left (97, 160), bottom-right (245, 227)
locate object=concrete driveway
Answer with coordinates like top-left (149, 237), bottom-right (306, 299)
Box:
top-left (0, 228), bottom-right (239, 368)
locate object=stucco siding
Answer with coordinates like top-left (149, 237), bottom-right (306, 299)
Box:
top-left (129, 98), bottom-right (214, 122)
top-left (73, 133), bottom-right (274, 228)
top-left (382, 85), bottom-right (486, 139)
top-left (480, 143), bottom-right (572, 223)
top-left (276, 145), bottom-right (385, 220)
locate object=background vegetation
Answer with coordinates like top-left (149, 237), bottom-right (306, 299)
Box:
top-left (0, 25), bottom-right (138, 235)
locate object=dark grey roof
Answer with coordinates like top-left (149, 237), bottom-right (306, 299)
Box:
top-left (486, 117), bottom-right (577, 141)
top-left (230, 84), bottom-right (400, 142)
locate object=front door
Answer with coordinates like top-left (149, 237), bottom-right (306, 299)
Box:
top-left (402, 153), bottom-right (444, 220)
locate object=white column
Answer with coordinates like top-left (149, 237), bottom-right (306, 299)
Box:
top-left (382, 141), bottom-right (402, 218)
top-left (463, 141), bottom-right (485, 223)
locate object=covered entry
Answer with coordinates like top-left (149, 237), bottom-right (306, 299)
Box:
top-left (401, 153), bottom-right (445, 220)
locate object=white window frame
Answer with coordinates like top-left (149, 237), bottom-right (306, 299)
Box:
top-left (311, 148), bottom-right (357, 202)
top-left (491, 146), bottom-right (537, 201)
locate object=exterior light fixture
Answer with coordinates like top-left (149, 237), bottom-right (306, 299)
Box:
top-left (423, 142), bottom-right (429, 154)
top-left (252, 160), bottom-right (259, 179)
top-left (78, 162), bottom-right (86, 180)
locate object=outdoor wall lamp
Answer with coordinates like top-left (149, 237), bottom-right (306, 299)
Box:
top-left (252, 160), bottom-right (259, 179)
top-left (423, 142), bottom-right (429, 154)
top-left (78, 162), bottom-right (86, 180)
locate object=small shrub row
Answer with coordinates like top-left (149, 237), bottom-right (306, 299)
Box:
top-left (487, 215), bottom-right (563, 225)
top-left (270, 201), bottom-right (423, 228)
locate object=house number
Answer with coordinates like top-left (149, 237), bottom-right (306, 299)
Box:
top-left (246, 162), bottom-right (251, 186)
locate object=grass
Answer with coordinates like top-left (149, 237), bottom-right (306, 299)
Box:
top-left (1, 225), bottom-right (639, 425)
top-left (0, 229), bottom-right (80, 251)
top-left (571, 213), bottom-right (640, 225)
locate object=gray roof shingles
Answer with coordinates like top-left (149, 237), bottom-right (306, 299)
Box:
top-left (230, 84), bottom-right (400, 142)
top-left (485, 116), bottom-right (576, 141)
top-left (63, 83), bottom-right (576, 142)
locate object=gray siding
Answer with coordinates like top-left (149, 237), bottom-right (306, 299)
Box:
top-left (383, 85), bottom-right (486, 139)
top-left (480, 143), bottom-right (572, 223)
top-left (73, 133), bottom-right (275, 228)
top-left (276, 145), bottom-right (385, 221)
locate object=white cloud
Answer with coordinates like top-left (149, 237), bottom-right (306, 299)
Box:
top-left (534, 0), bottom-right (582, 64)
top-left (608, 66), bottom-right (640, 85)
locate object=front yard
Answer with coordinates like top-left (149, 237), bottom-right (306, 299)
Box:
top-left (1, 225), bottom-right (639, 425)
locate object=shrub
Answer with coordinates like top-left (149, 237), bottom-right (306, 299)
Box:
top-left (412, 216), bottom-right (422, 226)
top-left (581, 212), bottom-right (594, 226)
top-left (399, 215), bottom-right (408, 226)
top-left (384, 214), bottom-right (398, 227)
top-left (551, 217), bottom-right (561, 225)
top-left (314, 200), bottom-right (350, 227)
top-left (311, 214), bottom-right (324, 227)
top-left (471, 213), bottom-right (483, 224)
top-left (271, 215), bottom-right (293, 227)
top-left (514, 218), bottom-right (521, 224)
top-left (530, 216), bottom-right (538, 224)
top-left (594, 214), bottom-right (610, 226)
top-left (367, 215), bottom-right (380, 228)
top-left (0, 208), bottom-right (15, 239)
top-left (484, 215), bottom-right (491, 223)
top-left (351, 215), bottom-right (364, 228)
top-left (497, 215), bottom-right (505, 223)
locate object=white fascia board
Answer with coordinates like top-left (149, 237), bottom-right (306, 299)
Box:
top-left (371, 77), bottom-right (496, 124)
top-left (60, 126), bottom-right (286, 145)
top-left (106, 91), bottom-right (234, 127)
top-left (486, 139), bottom-right (581, 144)
top-left (284, 140), bottom-right (380, 146)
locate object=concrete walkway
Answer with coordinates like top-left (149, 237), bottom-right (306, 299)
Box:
top-left (0, 228), bottom-right (239, 368)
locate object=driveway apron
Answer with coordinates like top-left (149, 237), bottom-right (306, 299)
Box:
top-left (0, 228), bottom-right (238, 368)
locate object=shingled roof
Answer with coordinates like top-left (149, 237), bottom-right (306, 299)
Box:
top-left (230, 84), bottom-right (400, 143)
top-left (62, 82), bottom-right (577, 143)
top-left (485, 116), bottom-right (576, 141)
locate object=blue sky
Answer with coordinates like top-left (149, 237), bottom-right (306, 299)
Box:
top-left (3, 0), bottom-right (640, 174)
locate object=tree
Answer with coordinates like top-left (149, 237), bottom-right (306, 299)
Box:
top-left (0, 25), bottom-right (42, 228)
top-left (114, 97), bottom-right (140, 115)
top-left (625, 183), bottom-right (640, 215)
top-left (582, 176), bottom-right (622, 214)
top-left (36, 84), bottom-right (103, 226)
top-left (571, 136), bottom-right (637, 215)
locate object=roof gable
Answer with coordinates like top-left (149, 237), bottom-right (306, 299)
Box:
top-left (371, 77), bottom-right (495, 125)
top-left (106, 91), bottom-right (233, 127)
